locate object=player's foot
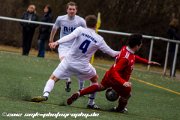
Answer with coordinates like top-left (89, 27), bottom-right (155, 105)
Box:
top-left (87, 104), bottom-right (100, 109)
top-left (110, 107), bottom-right (128, 113)
top-left (65, 81), bottom-right (71, 92)
top-left (31, 96), bottom-right (48, 102)
top-left (67, 92), bottom-right (79, 105)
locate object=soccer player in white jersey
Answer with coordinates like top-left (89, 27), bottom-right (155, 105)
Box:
top-left (49, 2), bottom-right (86, 92)
top-left (32, 15), bottom-right (119, 109)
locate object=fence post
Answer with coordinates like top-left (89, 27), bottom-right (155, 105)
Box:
top-left (147, 38), bottom-right (154, 70)
top-left (163, 42), bottom-right (170, 76)
top-left (171, 43), bottom-right (179, 78)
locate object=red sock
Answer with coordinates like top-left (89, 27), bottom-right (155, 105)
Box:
top-left (80, 84), bottom-right (100, 96)
top-left (117, 97), bottom-right (129, 110)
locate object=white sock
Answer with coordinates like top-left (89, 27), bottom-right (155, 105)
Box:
top-left (43, 79), bottom-right (55, 97)
top-left (79, 80), bottom-right (84, 90)
top-left (88, 92), bottom-right (97, 105)
top-left (67, 78), bottom-right (71, 82)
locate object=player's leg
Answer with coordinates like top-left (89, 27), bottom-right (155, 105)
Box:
top-left (31, 75), bottom-right (59, 102)
top-left (87, 72), bottom-right (111, 109)
top-left (102, 74), bottom-right (131, 113)
top-left (67, 72), bottom-right (110, 105)
top-left (43, 75), bottom-right (59, 98)
top-left (67, 70), bottom-right (109, 105)
top-left (31, 61), bottom-right (70, 102)
top-left (117, 87), bottom-right (131, 112)
top-left (111, 86), bottom-right (131, 113)
top-left (78, 79), bottom-right (85, 90)
top-left (67, 75), bottom-right (105, 105)
top-left (67, 64), bottom-right (102, 109)
top-left (58, 47), bottom-right (72, 92)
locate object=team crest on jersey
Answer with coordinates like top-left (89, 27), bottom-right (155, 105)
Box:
top-left (63, 26), bottom-right (76, 34)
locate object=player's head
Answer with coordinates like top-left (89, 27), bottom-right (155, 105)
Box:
top-left (66, 1), bottom-right (77, 17)
top-left (27, 4), bottom-right (36, 13)
top-left (127, 34), bottom-right (143, 51)
top-left (85, 15), bottom-right (97, 28)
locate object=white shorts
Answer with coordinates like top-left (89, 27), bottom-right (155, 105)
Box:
top-left (53, 59), bottom-right (96, 81)
top-left (58, 46), bottom-right (71, 60)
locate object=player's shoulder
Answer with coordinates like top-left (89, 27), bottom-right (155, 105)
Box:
top-left (75, 15), bottom-right (85, 21)
top-left (96, 33), bottom-right (103, 40)
top-left (119, 46), bottom-right (130, 59)
top-left (74, 26), bottom-right (84, 33)
top-left (56, 15), bottom-right (67, 21)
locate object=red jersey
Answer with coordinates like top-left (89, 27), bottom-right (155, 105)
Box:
top-left (107, 46), bottom-right (149, 85)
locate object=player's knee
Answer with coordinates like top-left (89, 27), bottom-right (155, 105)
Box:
top-left (59, 56), bottom-right (64, 61)
top-left (90, 75), bottom-right (98, 83)
top-left (49, 75), bottom-right (59, 82)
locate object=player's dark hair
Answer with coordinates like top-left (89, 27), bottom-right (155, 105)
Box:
top-left (66, 1), bottom-right (77, 9)
top-left (85, 15), bottom-right (97, 28)
top-left (127, 34), bottom-right (143, 48)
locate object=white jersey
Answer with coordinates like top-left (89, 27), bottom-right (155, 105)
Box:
top-left (53, 15), bottom-right (86, 48)
top-left (57, 27), bottom-right (119, 66)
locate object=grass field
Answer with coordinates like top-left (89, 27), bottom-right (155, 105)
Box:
top-left (0, 51), bottom-right (179, 120)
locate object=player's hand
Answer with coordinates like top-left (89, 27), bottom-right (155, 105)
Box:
top-left (123, 82), bottom-right (132, 87)
top-left (49, 42), bottom-right (59, 49)
top-left (149, 61), bottom-right (161, 66)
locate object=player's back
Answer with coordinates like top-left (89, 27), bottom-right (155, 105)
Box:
top-left (65, 27), bottom-right (104, 65)
top-left (110, 46), bottom-right (135, 81)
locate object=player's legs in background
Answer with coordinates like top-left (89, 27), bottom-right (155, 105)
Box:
top-left (65, 77), bottom-right (71, 92)
top-left (78, 79), bottom-right (85, 90)
top-left (87, 82), bottom-right (99, 108)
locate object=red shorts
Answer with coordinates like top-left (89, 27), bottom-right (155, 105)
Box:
top-left (101, 71), bottom-right (131, 97)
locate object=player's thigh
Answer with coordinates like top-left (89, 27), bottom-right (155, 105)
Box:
top-left (101, 72), bottom-right (111, 88)
top-left (52, 60), bottom-right (71, 80)
top-left (77, 64), bottom-right (97, 81)
top-left (58, 46), bottom-right (70, 60)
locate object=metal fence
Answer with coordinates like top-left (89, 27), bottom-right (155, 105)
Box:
top-left (0, 16), bottom-right (179, 77)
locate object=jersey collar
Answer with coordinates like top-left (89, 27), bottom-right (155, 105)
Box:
top-left (126, 46), bottom-right (135, 54)
top-left (87, 28), bottom-right (95, 32)
top-left (67, 15), bottom-right (75, 20)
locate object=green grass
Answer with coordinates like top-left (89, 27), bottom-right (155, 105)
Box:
top-left (0, 51), bottom-right (179, 120)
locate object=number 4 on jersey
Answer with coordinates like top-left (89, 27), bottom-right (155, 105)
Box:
top-left (79, 40), bottom-right (91, 53)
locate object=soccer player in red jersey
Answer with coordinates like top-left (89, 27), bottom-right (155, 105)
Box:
top-left (67, 34), bottom-right (160, 113)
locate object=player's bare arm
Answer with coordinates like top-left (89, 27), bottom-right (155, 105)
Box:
top-left (49, 28), bottom-right (57, 43)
